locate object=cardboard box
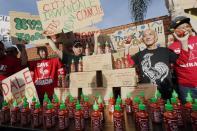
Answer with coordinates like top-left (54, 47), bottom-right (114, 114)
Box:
top-left (83, 53), bottom-right (113, 71)
top-left (69, 71), bottom-right (97, 88)
top-left (83, 87), bottom-right (113, 105)
top-left (102, 68), bottom-right (137, 87)
top-left (121, 83), bottom-right (157, 100)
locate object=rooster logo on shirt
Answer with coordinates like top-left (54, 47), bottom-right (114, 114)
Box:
top-left (141, 53), bottom-right (169, 84)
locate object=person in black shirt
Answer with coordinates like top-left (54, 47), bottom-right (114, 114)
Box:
top-left (125, 29), bottom-right (180, 99)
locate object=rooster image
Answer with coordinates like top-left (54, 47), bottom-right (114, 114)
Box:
top-left (141, 53), bottom-right (169, 84)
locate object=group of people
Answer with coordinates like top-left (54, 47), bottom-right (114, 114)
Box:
top-left (0, 16), bottom-right (196, 104)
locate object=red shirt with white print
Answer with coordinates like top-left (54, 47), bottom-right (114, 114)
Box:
top-left (168, 36), bottom-right (197, 87)
top-left (29, 57), bottom-right (65, 98)
top-left (0, 55), bottom-right (21, 81)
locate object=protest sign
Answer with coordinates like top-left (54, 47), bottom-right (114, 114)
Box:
top-left (37, 0), bottom-right (104, 35)
top-left (9, 11), bottom-right (48, 45)
top-left (1, 68), bottom-right (39, 106)
top-left (110, 20), bottom-right (165, 50)
top-left (0, 15), bottom-right (12, 47)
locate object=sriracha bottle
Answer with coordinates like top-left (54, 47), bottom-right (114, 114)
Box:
top-left (91, 101), bottom-right (102, 131)
top-left (1, 100), bottom-right (10, 124)
top-left (125, 93), bottom-right (132, 114)
top-left (183, 92), bottom-right (193, 124)
top-left (156, 90), bottom-right (165, 115)
top-left (68, 95), bottom-right (75, 119)
top-left (171, 97), bottom-right (184, 127)
top-left (149, 97), bottom-right (162, 124)
top-left (113, 104), bottom-right (125, 131)
top-left (45, 101), bottom-right (53, 129)
top-left (33, 102), bottom-right (42, 128)
top-left (108, 92), bottom-right (115, 114)
top-left (58, 102), bottom-right (69, 130)
top-left (116, 95), bottom-right (124, 112)
top-left (136, 102), bottom-right (149, 131)
top-left (98, 95), bottom-right (104, 128)
top-left (163, 100), bottom-right (178, 131)
top-left (132, 97), bottom-right (141, 120)
top-left (43, 93), bottom-right (49, 112)
top-left (172, 90), bottom-right (181, 106)
top-left (74, 101), bottom-right (84, 131)
top-left (191, 99), bottom-right (197, 131)
top-left (70, 59), bottom-right (76, 72)
top-left (31, 96), bottom-right (36, 116)
top-left (82, 96), bottom-right (91, 119)
top-left (11, 100), bottom-right (20, 125)
top-left (21, 101), bottom-right (31, 126)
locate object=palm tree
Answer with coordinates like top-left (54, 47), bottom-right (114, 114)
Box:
top-left (128, 0), bottom-right (152, 22)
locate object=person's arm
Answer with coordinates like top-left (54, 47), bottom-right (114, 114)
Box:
top-left (48, 39), bottom-right (63, 60)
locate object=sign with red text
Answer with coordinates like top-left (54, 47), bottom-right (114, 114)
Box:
top-left (37, 0), bottom-right (104, 35)
top-left (9, 11), bottom-right (48, 45)
top-left (1, 68), bottom-right (39, 106)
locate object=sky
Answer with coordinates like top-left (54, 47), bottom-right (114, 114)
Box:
top-left (0, 0), bottom-right (169, 29)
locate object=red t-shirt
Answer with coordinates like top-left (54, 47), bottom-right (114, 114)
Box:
top-left (168, 36), bottom-right (197, 87)
top-left (0, 55), bottom-right (21, 81)
top-left (29, 58), bottom-right (65, 98)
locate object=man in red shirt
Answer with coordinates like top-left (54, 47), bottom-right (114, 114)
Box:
top-left (169, 16), bottom-right (197, 103)
top-left (29, 46), bottom-right (65, 101)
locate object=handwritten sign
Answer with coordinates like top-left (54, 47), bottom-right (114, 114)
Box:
top-left (37, 0), bottom-right (104, 35)
top-left (0, 15), bottom-right (12, 47)
top-left (9, 11), bottom-right (48, 45)
top-left (121, 84), bottom-right (157, 100)
top-left (110, 20), bottom-right (165, 50)
top-left (83, 53), bottom-right (113, 71)
top-left (102, 68), bottom-right (137, 87)
top-left (1, 68), bottom-right (39, 106)
top-left (69, 71), bottom-right (97, 88)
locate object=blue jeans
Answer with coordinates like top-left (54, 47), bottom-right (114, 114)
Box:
top-left (179, 85), bottom-right (197, 104)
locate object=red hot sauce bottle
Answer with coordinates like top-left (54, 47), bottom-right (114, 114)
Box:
top-left (43, 93), bottom-right (49, 113)
top-left (82, 96), bottom-right (91, 119)
top-left (149, 97), bottom-right (162, 124)
top-left (136, 103), bottom-right (149, 131)
top-left (132, 97), bottom-right (141, 120)
top-left (98, 95), bottom-right (104, 127)
top-left (11, 100), bottom-right (20, 125)
top-left (183, 92), bottom-right (193, 124)
top-left (113, 104), bottom-right (125, 131)
top-left (108, 92), bottom-right (115, 114)
top-left (58, 102), bottom-right (69, 130)
top-left (172, 90), bottom-right (181, 106)
top-left (31, 96), bottom-right (36, 116)
top-left (125, 93), bottom-right (132, 114)
top-left (156, 90), bottom-right (165, 115)
top-left (21, 101), bottom-right (31, 126)
top-left (45, 101), bottom-right (53, 129)
top-left (74, 101), bottom-right (85, 131)
top-left (68, 96), bottom-right (75, 119)
top-left (163, 100), bottom-right (178, 131)
top-left (171, 97), bottom-right (184, 127)
top-left (33, 102), bottom-right (42, 128)
top-left (91, 101), bottom-right (102, 131)
top-left (191, 99), bottom-right (197, 131)
top-left (1, 100), bottom-right (10, 124)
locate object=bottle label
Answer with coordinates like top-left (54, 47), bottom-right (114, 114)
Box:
top-left (151, 109), bottom-right (162, 123)
top-left (81, 117), bottom-right (85, 129)
top-left (83, 107), bottom-right (90, 118)
top-left (33, 113), bottom-right (39, 127)
top-left (68, 106), bottom-right (74, 118)
top-left (114, 117), bottom-right (124, 130)
top-left (126, 105), bottom-right (131, 113)
top-left (46, 113), bottom-right (52, 128)
top-left (174, 109), bottom-right (183, 126)
top-left (92, 117), bottom-right (100, 129)
top-left (64, 117), bottom-right (69, 128)
top-left (138, 117), bottom-right (149, 131)
top-left (11, 111), bottom-right (17, 124)
top-left (21, 112), bottom-right (28, 125)
top-left (75, 117), bottom-right (81, 130)
top-left (167, 119), bottom-right (178, 131)
top-left (59, 115), bottom-right (65, 129)
top-left (184, 108), bottom-right (192, 122)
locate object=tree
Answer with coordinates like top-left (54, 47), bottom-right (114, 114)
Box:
top-left (128, 0), bottom-right (152, 22)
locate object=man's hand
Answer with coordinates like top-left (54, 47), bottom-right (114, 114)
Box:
top-left (173, 29), bottom-right (189, 51)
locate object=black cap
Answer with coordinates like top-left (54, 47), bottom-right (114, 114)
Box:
top-left (170, 16), bottom-right (190, 31)
top-left (73, 41), bottom-right (82, 47)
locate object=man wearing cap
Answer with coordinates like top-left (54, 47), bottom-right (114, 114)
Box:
top-left (169, 16), bottom-right (197, 103)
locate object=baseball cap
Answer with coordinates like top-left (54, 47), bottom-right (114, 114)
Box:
top-left (73, 41), bottom-right (82, 47)
top-left (170, 16), bottom-right (190, 31)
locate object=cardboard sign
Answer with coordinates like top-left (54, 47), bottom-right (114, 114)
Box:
top-left (9, 11), bottom-right (48, 45)
top-left (37, 0), bottom-right (104, 35)
top-left (102, 68), bottom-right (137, 87)
top-left (121, 83), bottom-right (157, 100)
top-left (0, 15), bottom-right (12, 47)
top-left (110, 20), bottom-right (166, 50)
top-left (69, 71), bottom-right (97, 88)
top-left (83, 53), bottom-right (113, 71)
top-left (83, 87), bottom-right (112, 105)
top-left (1, 68), bottom-right (39, 106)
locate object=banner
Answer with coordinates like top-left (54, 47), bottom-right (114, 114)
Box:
top-left (37, 0), bottom-right (104, 35)
top-left (0, 15), bottom-right (12, 47)
top-left (110, 20), bottom-right (165, 50)
top-left (9, 11), bottom-right (48, 45)
top-left (1, 68), bottom-right (39, 106)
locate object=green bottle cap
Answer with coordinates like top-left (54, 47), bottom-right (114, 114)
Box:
top-left (165, 100), bottom-right (173, 111)
top-left (47, 101), bottom-right (53, 109)
top-left (54, 96), bottom-right (59, 103)
top-left (93, 101), bottom-right (99, 111)
top-left (105, 41), bottom-right (109, 46)
top-left (23, 101), bottom-right (28, 108)
top-left (69, 96), bottom-right (74, 102)
top-left (109, 92), bottom-right (114, 98)
top-left (139, 92), bottom-right (145, 97)
top-left (76, 101), bottom-right (81, 110)
top-left (97, 42), bottom-right (101, 46)
top-left (139, 102), bottom-right (146, 111)
top-left (115, 104), bottom-right (121, 111)
top-left (186, 91), bottom-right (193, 103)
top-left (172, 90), bottom-right (178, 98)
top-left (60, 103), bottom-right (66, 110)
top-left (133, 97), bottom-right (141, 104)
top-left (23, 97), bottom-right (27, 102)
top-left (150, 97), bottom-right (157, 103)
top-left (171, 97), bottom-right (177, 104)
top-left (116, 95), bottom-right (122, 104)
top-left (84, 96), bottom-right (89, 102)
top-left (32, 96), bottom-right (36, 102)
top-left (35, 102), bottom-right (40, 109)
top-left (192, 99), bottom-right (197, 111)
top-left (13, 100), bottom-right (18, 107)
top-left (126, 92), bottom-right (132, 98)
top-left (44, 92), bottom-right (48, 98)
top-left (156, 90), bottom-right (161, 98)
top-left (3, 100), bottom-right (8, 106)
top-left (98, 96), bottom-right (103, 104)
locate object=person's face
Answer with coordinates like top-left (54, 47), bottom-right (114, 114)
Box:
top-left (175, 23), bottom-right (192, 36)
top-left (142, 29), bottom-right (157, 47)
top-left (72, 45), bottom-right (83, 56)
top-left (38, 49), bottom-right (48, 59)
top-left (0, 43), bottom-right (5, 58)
